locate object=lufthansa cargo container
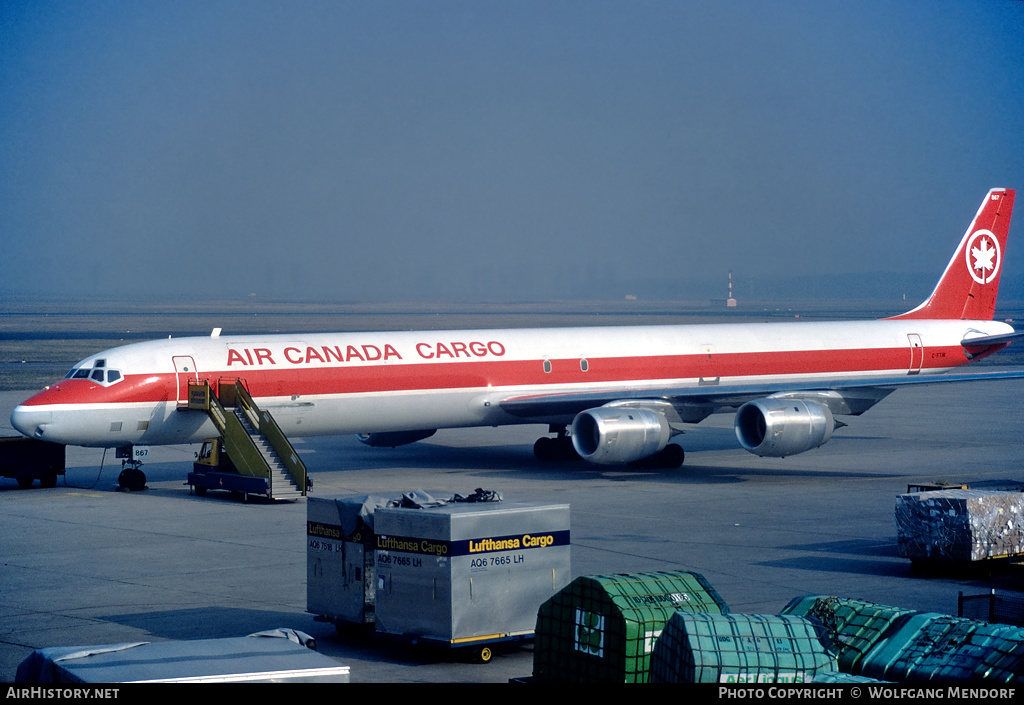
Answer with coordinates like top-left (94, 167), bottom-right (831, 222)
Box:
top-left (373, 501), bottom-right (570, 662)
top-left (307, 495), bottom-right (390, 628)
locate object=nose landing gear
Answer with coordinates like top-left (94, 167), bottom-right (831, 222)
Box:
top-left (115, 446), bottom-right (147, 491)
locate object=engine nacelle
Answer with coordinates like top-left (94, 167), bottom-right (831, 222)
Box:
top-left (734, 398), bottom-right (835, 457)
top-left (571, 407), bottom-right (671, 465)
top-left (357, 430), bottom-right (436, 447)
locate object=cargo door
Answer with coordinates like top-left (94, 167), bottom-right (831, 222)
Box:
top-left (907, 334), bottom-right (923, 375)
top-left (173, 355), bottom-right (198, 406)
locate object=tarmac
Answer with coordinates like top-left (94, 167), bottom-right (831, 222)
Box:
top-left (2, 377), bottom-right (1024, 683)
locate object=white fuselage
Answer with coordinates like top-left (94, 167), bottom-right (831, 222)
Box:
top-left (10, 317), bottom-right (1012, 448)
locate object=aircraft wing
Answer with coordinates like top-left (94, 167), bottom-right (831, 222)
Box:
top-left (497, 368), bottom-right (1024, 422)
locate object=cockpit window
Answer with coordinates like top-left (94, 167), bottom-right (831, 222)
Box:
top-left (65, 360), bottom-right (123, 386)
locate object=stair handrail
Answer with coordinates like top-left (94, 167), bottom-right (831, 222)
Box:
top-left (231, 380), bottom-right (308, 496)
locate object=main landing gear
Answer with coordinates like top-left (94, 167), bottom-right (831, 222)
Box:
top-left (533, 425), bottom-right (579, 461)
top-left (116, 446), bottom-right (147, 491)
top-left (627, 443), bottom-right (685, 469)
top-left (532, 425), bottom-right (686, 468)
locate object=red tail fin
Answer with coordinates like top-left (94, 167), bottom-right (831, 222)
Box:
top-left (890, 188), bottom-right (1015, 321)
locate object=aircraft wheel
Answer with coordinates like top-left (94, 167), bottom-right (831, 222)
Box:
top-left (118, 468), bottom-right (147, 491)
top-left (628, 444), bottom-right (685, 469)
top-left (474, 645), bottom-right (493, 664)
top-left (17, 476), bottom-right (35, 489)
top-left (534, 435), bottom-right (578, 461)
top-left (661, 444), bottom-right (685, 467)
top-left (39, 471), bottom-right (58, 488)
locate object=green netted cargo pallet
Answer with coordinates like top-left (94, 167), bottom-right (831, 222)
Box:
top-left (532, 570), bottom-right (728, 683)
top-left (858, 613), bottom-right (1024, 683)
top-left (650, 613), bottom-right (838, 683)
top-left (782, 595), bottom-right (916, 674)
top-left (809, 671), bottom-right (889, 683)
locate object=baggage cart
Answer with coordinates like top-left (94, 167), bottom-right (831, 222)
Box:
top-left (0, 436), bottom-right (64, 488)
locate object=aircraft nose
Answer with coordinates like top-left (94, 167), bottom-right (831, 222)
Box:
top-left (11, 405), bottom-right (52, 440)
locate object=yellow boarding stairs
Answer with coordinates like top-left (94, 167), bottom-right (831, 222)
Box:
top-left (186, 379), bottom-right (307, 500)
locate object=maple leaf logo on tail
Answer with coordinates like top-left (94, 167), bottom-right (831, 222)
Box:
top-left (966, 229), bottom-right (1000, 284)
top-left (888, 189), bottom-right (1014, 321)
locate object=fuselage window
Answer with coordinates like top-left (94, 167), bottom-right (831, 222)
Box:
top-left (580, 358), bottom-right (589, 372)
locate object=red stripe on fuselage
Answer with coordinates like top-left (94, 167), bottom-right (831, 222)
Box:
top-left (21, 344), bottom-right (967, 408)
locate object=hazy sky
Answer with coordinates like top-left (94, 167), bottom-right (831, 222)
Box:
top-left (2, 1), bottom-right (1023, 303)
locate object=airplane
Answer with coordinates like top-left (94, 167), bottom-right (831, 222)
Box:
top-left (10, 188), bottom-right (1023, 490)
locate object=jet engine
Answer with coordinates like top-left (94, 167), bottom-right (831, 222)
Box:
top-left (734, 398), bottom-right (835, 457)
top-left (571, 407), bottom-right (671, 465)
top-left (357, 430), bottom-right (437, 447)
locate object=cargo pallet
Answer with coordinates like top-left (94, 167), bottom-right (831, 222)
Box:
top-left (908, 552), bottom-right (1024, 578)
top-left (896, 487), bottom-right (1024, 572)
top-left (905, 482), bottom-right (970, 493)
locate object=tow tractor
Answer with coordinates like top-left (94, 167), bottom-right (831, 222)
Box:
top-left (189, 438), bottom-right (276, 500)
top-left (1, 437), bottom-right (65, 488)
